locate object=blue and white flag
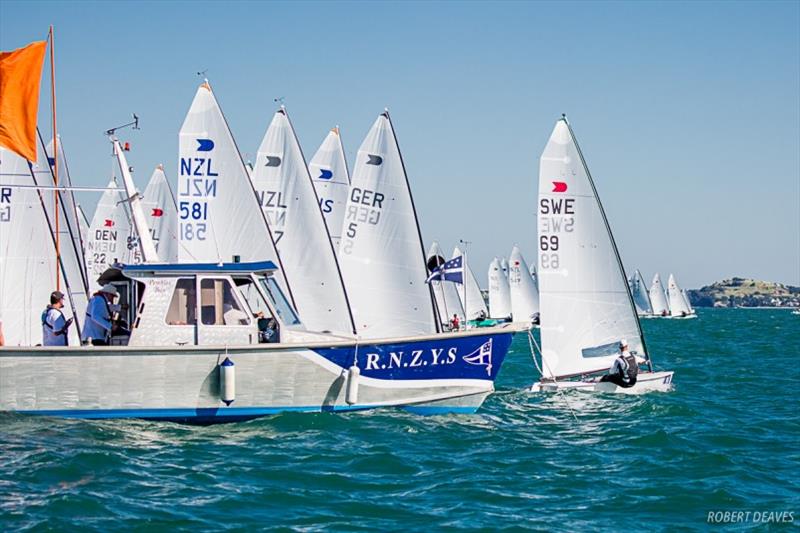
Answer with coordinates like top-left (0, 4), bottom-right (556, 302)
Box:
top-left (426, 255), bottom-right (464, 284)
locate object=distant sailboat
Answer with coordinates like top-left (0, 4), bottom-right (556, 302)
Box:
top-left (142, 165), bottom-right (179, 263)
top-left (649, 273), bottom-right (670, 317)
top-left (508, 246), bottom-right (539, 325)
top-left (338, 111), bottom-right (438, 338)
top-left (682, 289), bottom-right (695, 315)
top-left (453, 245), bottom-right (489, 322)
top-left (251, 107), bottom-right (356, 336)
top-left (667, 274), bottom-right (696, 319)
top-left (531, 117), bottom-right (673, 392)
top-left (629, 269), bottom-right (654, 317)
top-left (488, 258), bottom-right (512, 320)
top-left (426, 242), bottom-right (465, 328)
top-left (308, 127), bottom-right (350, 252)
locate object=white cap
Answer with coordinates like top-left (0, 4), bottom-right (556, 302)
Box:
top-left (619, 338), bottom-right (628, 348)
top-left (100, 284), bottom-right (119, 296)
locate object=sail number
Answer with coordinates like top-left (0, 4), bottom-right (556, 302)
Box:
top-left (539, 197), bottom-right (575, 270)
top-left (179, 201), bottom-right (208, 241)
top-left (341, 187), bottom-right (384, 255)
top-left (0, 187), bottom-right (10, 222)
top-left (179, 156), bottom-right (217, 242)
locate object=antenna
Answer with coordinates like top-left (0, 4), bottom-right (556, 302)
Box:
top-left (105, 113), bottom-right (139, 136)
top-left (197, 69), bottom-right (208, 78)
top-left (273, 96), bottom-right (285, 105)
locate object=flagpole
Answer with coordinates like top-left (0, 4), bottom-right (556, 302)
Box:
top-left (49, 25), bottom-right (60, 291)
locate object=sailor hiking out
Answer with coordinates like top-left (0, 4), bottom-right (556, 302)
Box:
top-left (41, 290), bottom-right (73, 346)
top-left (599, 339), bottom-right (639, 388)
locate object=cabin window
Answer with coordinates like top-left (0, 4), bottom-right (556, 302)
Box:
top-left (235, 276), bottom-right (279, 343)
top-left (259, 276), bottom-right (301, 326)
top-left (200, 278), bottom-right (250, 326)
top-left (166, 278), bottom-right (197, 325)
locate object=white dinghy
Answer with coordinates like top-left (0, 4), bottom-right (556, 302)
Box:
top-left (508, 245), bottom-right (540, 326)
top-left (629, 269), bottom-right (654, 317)
top-left (667, 274), bottom-right (696, 319)
top-left (530, 117), bottom-right (673, 394)
top-left (649, 273), bottom-right (670, 318)
top-left (488, 258), bottom-right (512, 321)
top-left (426, 242), bottom-right (465, 329)
top-left (308, 127), bottom-right (351, 252)
top-left (251, 107), bottom-right (356, 336)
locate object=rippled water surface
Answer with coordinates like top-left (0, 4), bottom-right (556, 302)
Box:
top-left (2, 309), bottom-right (798, 530)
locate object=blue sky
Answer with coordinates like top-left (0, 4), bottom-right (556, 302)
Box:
top-left (2, 0), bottom-right (798, 288)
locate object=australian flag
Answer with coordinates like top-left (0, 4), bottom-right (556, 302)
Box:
top-left (426, 255), bottom-right (464, 284)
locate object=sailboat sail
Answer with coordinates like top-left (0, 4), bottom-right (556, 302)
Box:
top-left (454, 245), bottom-right (488, 321)
top-left (251, 108), bottom-right (355, 335)
top-left (86, 179), bottom-right (138, 291)
top-left (537, 118), bottom-right (645, 379)
top-left (630, 269), bottom-right (653, 316)
top-left (77, 204), bottom-right (90, 248)
top-left (649, 273), bottom-right (670, 316)
top-left (177, 82), bottom-right (291, 296)
top-left (338, 111), bottom-right (437, 337)
top-left (426, 242), bottom-right (465, 326)
top-left (682, 289), bottom-right (695, 314)
top-left (0, 144), bottom-right (83, 345)
top-left (488, 258), bottom-right (512, 319)
top-left (508, 245), bottom-right (539, 323)
top-left (308, 127), bottom-right (350, 252)
top-left (142, 165), bottom-right (179, 263)
top-left (668, 274), bottom-right (692, 316)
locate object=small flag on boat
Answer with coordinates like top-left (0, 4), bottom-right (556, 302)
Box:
top-left (0, 40), bottom-right (47, 162)
top-left (426, 255), bottom-right (464, 284)
top-left (463, 339), bottom-right (493, 376)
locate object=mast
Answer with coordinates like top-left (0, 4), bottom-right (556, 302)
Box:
top-left (111, 138), bottom-right (158, 262)
top-left (48, 25), bottom-right (60, 290)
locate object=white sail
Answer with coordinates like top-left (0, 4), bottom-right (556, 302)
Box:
top-left (500, 257), bottom-right (509, 277)
top-left (454, 245), bottom-right (488, 321)
top-left (0, 144), bottom-right (83, 345)
top-left (668, 274), bottom-right (692, 317)
top-left (630, 269), bottom-right (653, 316)
top-left (77, 204), bottom-right (90, 252)
top-left (537, 118), bottom-right (645, 379)
top-left (177, 82), bottom-right (291, 295)
top-left (682, 289), bottom-right (695, 314)
top-left (426, 242), bottom-right (465, 327)
top-left (308, 127), bottom-right (350, 251)
top-left (251, 108), bottom-right (355, 336)
top-left (649, 273), bottom-right (670, 316)
top-left (338, 111), bottom-right (437, 337)
top-left (488, 258), bottom-right (512, 319)
top-left (508, 246), bottom-right (539, 323)
top-left (86, 179), bottom-right (138, 292)
top-left (142, 165), bottom-right (179, 263)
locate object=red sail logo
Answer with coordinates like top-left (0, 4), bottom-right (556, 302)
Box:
top-left (104, 219), bottom-right (114, 227)
top-left (151, 208), bottom-right (164, 217)
top-left (552, 181), bottom-right (568, 193)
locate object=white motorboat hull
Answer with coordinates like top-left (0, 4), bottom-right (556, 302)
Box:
top-left (531, 371), bottom-right (674, 394)
top-left (0, 325), bottom-right (523, 422)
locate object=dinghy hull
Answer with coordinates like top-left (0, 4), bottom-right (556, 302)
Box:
top-left (531, 371), bottom-right (674, 394)
top-left (0, 326), bottom-right (521, 422)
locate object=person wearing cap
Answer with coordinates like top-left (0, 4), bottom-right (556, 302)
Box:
top-left (41, 290), bottom-right (74, 346)
top-left (599, 338), bottom-right (638, 388)
top-left (81, 284), bottom-right (119, 346)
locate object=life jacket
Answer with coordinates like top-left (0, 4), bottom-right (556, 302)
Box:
top-left (623, 353), bottom-right (639, 381)
top-left (41, 305), bottom-right (67, 335)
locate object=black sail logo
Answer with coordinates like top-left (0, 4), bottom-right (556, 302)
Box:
top-left (366, 154), bottom-right (383, 166)
top-left (265, 156), bottom-right (282, 167)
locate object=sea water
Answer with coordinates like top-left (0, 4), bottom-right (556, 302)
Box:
top-left (1, 309), bottom-right (797, 530)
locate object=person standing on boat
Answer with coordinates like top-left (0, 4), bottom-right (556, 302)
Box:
top-left (450, 314), bottom-right (460, 331)
top-left (599, 339), bottom-right (638, 388)
top-left (41, 291), bottom-right (74, 346)
top-left (81, 285), bottom-right (119, 346)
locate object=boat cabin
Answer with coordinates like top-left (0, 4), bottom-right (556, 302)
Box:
top-left (95, 261), bottom-right (306, 347)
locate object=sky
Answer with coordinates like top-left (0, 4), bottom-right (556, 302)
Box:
top-left (1, 0), bottom-right (798, 289)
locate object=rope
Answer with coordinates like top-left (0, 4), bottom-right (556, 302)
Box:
top-left (527, 329), bottom-right (579, 424)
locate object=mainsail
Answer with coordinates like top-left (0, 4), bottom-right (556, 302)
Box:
top-left (86, 178), bottom-right (138, 291)
top-left (177, 82), bottom-right (291, 297)
top-left (308, 127), bottom-right (350, 252)
top-left (537, 118), bottom-right (645, 379)
top-left (454, 245), bottom-right (488, 321)
top-left (488, 257), bottom-right (511, 319)
top-left (142, 165), bottom-right (179, 263)
top-left (649, 273), bottom-right (670, 316)
top-left (630, 269), bottom-right (653, 316)
top-left (251, 108), bottom-right (355, 335)
top-left (667, 274), bottom-right (692, 317)
top-left (426, 242), bottom-right (465, 326)
top-left (338, 111), bottom-right (437, 337)
top-left (508, 245), bottom-right (539, 323)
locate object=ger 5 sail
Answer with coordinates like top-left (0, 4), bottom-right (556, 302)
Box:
top-left (531, 117), bottom-right (674, 393)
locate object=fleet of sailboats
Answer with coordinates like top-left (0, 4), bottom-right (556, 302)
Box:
top-left (0, 32), bottom-right (691, 420)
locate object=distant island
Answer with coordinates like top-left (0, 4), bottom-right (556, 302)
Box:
top-left (687, 278), bottom-right (800, 308)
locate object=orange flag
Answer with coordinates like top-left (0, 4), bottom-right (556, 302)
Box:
top-left (0, 40), bottom-right (47, 162)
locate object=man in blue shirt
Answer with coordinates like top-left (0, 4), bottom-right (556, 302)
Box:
top-left (81, 285), bottom-right (118, 346)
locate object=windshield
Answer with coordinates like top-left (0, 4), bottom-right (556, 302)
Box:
top-left (259, 276), bottom-right (301, 326)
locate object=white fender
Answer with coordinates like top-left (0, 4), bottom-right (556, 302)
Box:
top-left (220, 357), bottom-right (235, 406)
top-left (345, 365), bottom-right (360, 405)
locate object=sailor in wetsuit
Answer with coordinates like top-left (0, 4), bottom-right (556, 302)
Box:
top-left (599, 339), bottom-right (638, 388)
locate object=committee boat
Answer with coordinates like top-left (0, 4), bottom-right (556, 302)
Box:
top-left (530, 117), bottom-right (673, 393)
